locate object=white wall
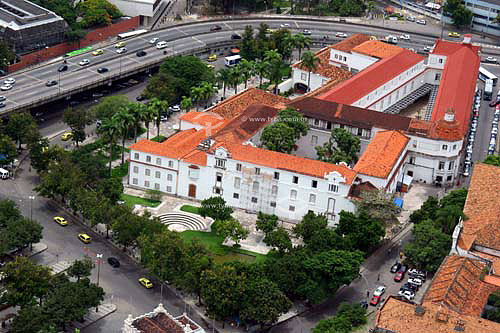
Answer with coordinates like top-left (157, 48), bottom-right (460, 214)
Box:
top-left (108, 0), bottom-right (156, 17)
top-left (329, 50), bottom-right (378, 72)
top-left (129, 150), bottom-right (179, 194)
top-left (292, 68), bottom-right (329, 91)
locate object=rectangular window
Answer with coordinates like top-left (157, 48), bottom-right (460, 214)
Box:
top-left (357, 128), bottom-right (363, 136)
top-left (289, 205), bottom-right (295, 212)
top-left (439, 59), bottom-right (443, 63)
top-left (134, 153), bottom-right (139, 160)
top-left (255, 168), bottom-right (260, 175)
top-left (453, 144), bottom-right (457, 150)
top-left (145, 169), bottom-right (151, 176)
top-left (312, 180), bottom-right (318, 188)
top-left (270, 201), bottom-right (276, 207)
top-left (311, 135), bottom-right (318, 145)
top-left (154, 183), bottom-right (160, 190)
top-left (448, 161), bottom-right (454, 170)
top-left (293, 176), bottom-right (298, 184)
top-left (132, 178), bottom-right (138, 185)
top-left (301, 73), bottom-right (307, 80)
top-left (409, 157), bottom-right (415, 165)
top-left (168, 161), bottom-right (174, 168)
top-left (251, 197), bottom-right (258, 203)
top-left (272, 185), bottom-right (278, 195)
top-left (167, 174), bottom-right (173, 181)
top-left (314, 119), bottom-right (320, 126)
top-left (290, 190), bottom-right (297, 200)
top-left (234, 177), bottom-right (241, 189)
top-left (215, 158), bottom-right (226, 169)
top-left (214, 187), bottom-right (221, 194)
top-left (144, 180), bottom-right (150, 187)
top-left (309, 194), bottom-right (316, 204)
top-left (155, 171), bottom-right (161, 178)
top-left (167, 186), bottom-right (172, 192)
top-left (274, 172), bottom-right (280, 180)
top-left (447, 175), bottom-right (452, 181)
top-left (435, 73), bottom-right (441, 81)
top-left (438, 161), bottom-right (445, 170)
top-left (133, 166), bottom-right (138, 173)
top-left (327, 121), bottom-right (332, 130)
top-left (233, 193), bottom-right (239, 199)
top-left (236, 163), bottom-right (242, 171)
top-left (442, 144), bottom-right (448, 150)
top-left (156, 158), bottom-right (161, 165)
top-left (436, 176), bottom-right (443, 182)
top-left (216, 173), bottom-right (222, 182)
top-left (253, 181), bottom-right (259, 192)
top-left (146, 155), bottom-right (151, 163)
top-left (328, 184), bottom-right (338, 192)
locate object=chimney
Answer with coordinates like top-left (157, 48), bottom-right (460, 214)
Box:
top-left (463, 34), bottom-right (472, 44)
top-left (444, 109), bottom-right (455, 122)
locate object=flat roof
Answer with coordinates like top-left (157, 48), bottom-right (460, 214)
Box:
top-left (0, 0), bottom-right (62, 30)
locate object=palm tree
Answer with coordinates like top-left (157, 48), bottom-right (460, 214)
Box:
top-left (293, 33), bottom-right (311, 61)
top-left (237, 59), bottom-right (255, 89)
top-left (254, 60), bottom-right (268, 88)
top-left (200, 81), bottom-right (217, 108)
top-left (228, 66), bottom-right (242, 94)
top-left (301, 50), bottom-right (321, 92)
top-left (180, 96), bottom-right (193, 113)
top-left (266, 58), bottom-right (285, 94)
top-left (190, 86), bottom-right (204, 111)
top-left (264, 49), bottom-right (281, 62)
top-left (112, 107), bottom-right (135, 165)
top-left (143, 104), bottom-right (157, 140)
top-left (98, 118), bottom-right (119, 176)
top-left (129, 103), bottom-right (148, 143)
top-left (147, 98), bottom-right (168, 138)
top-left (217, 68), bottom-right (231, 98)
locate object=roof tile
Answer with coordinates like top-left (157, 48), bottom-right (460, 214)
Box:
top-left (351, 39), bottom-right (404, 59)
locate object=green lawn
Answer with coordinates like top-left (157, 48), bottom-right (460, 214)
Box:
top-left (180, 230), bottom-right (267, 264)
top-left (180, 204), bottom-right (201, 215)
top-left (120, 193), bottom-right (161, 208)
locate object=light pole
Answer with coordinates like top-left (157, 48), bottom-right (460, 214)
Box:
top-left (29, 195), bottom-right (35, 220)
top-left (58, 70), bottom-right (61, 94)
top-left (96, 253), bottom-right (103, 312)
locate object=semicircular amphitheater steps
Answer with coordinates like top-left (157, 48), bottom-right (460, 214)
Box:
top-left (158, 212), bottom-right (207, 232)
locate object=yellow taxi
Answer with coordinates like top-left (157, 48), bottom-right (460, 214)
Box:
top-left (265, 28), bottom-right (275, 34)
top-left (138, 277), bottom-right (153, 289)
top-left (61, 132), bottom-right (72, 141)
top-left (448, 32), bottom-right (460, 38)
top-left (53, 216), bottom-right (68, 226)
top-left (92, 49), bottom-right (104, 56)
top-left (208, 54), bottom-right (217, 62)
top-left (206, 64), bottom-right (215, 69)
top-left (78, 233), bottom-right (91, 244)
top-left (369, 35), bottom-right (377, 40)
top-left (115, 41), bottom-right (126, 48)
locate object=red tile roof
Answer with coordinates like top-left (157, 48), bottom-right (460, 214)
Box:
top-left (179, 112), bottom-right (228, 129)
top-left (353, 131), bottom-right (409, 178)
top-left (330, 34), bottom-right (372, 52)
top-left (351, 39), bottom-right (404, 59)
top-left (292, 46), bottom-right (352, 81)
top-left (431, 40), bottom-right (481, 136)
top-left (318, 50), bottom-right (425, 105)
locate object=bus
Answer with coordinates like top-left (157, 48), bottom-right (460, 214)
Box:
top-left (65, 46), bottom-right (93, 57)
top-left (484, 79), bottom-right (493, 101)
top-left (479, 66), bottom-right (498, 86)
top-left (117, 29), bottom-right (148, 40)
top-left (224, 55), bottom-right (241, 67)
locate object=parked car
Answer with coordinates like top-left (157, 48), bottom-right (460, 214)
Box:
top-left (373, 286), bottom-right (386, 297)
top-left (58, 64), bottom-right (68, 72)
top-left (408, 277), bottom-right (423, 286)
top-left (398, 289), bottom-right (415, 300)
top-left (448, 32), bottom-right (460, 38)
top-left (169, 105), bottom-right (181, 112)
top-left (390, 262), bottom-right (401, 273)
top-left (53, 216), bottom-right (68, 226)
top-left (394, 270), bottom-right (405, 282)
top-left (107, 257), bottom-right (120, 268)
top-left (303, 29), bottom-right (312, 35)
top-left (61, 132), bottom-right (73, 141)
top-left (156, 41), bottom-right (168, 49)
top-left (280, 23), bottom-right (290, 28)
top-left (4, 78), bottom-right (15, 85)
top-left (136, 94), bottom-right (146, 101)
top-left (78, 233), bottom-right (91, 244)
top-left (406, 16), bottom-right (416, 22)
top-left (360, 300), bottom-right (368, 309)
top-left (0, 96), bottom-right (5, 102)
top-left (0, 102), bottom-right (5, 108)
top-left (0, 84), bottom-right (12, 91)
top-left (370, 294), bottom-right (382, 306)
top-left (208, 54), bottom-right (217, 62)
top-left (402, 282), bottom-right (418, 292)
top-left (92, 49), bottom-right (104, 56)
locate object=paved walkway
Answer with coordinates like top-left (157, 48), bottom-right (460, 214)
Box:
top-left (66, 303), bottom-right (117, 332)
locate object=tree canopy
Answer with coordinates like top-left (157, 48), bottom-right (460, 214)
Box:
top-left (316, 128), bottom-right (360, 165)
top-left (443, 0), bottom-right (473, 27)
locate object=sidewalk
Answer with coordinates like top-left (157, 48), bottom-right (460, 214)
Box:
top-left (66, 303), bottom-right (117, 332)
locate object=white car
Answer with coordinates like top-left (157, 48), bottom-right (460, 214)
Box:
top-left (408, 278), bottom-right (423, 286)
top-left (423, 46), bottom-right (432, 52)
top-left (116, 47), bottom-right (127, 54)
top-left (416, 19), bottom-right (427, 25)
top-left (373, 286), bottom-right (386, 297)
top-left (3, 78), bottom-right (15, 85)
top-left (149, 37), bottom-right (159, 44)
top-left (400, 34), bottom-right (410, 40)
top-left (280, 23), bottom-right (290, 28)
top-left (79, 59), bottom-right (90, 66)
top-left (336, 32), bottom-right (347, 38)
top-left (169, 104), bottom-right (181, 112)
top-left (0, 84), bottom-right (12, 91)
top-left (303, 29), bottom-right (312, 35)
top-left (486, 56), bottom-right (498, 63)
top-left (156, 41), bottom-right (168, 49)
top-left (398, 289), bottom-right (415, 300)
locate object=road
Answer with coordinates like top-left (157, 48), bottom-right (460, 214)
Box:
top-left (1, 18), bottom-right (499, 114)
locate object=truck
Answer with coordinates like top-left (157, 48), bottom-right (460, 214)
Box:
top-left (484, 79), bottom-right (493, 101)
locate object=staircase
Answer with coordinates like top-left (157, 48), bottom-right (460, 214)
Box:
top-left (385, 83), bottom-right (433, 115)
top-left (424, 84), bottom-right (440, 121)
top-left (158, 212), bottom-right (207, 232)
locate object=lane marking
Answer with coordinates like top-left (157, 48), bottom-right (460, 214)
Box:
top-left (191, 36), bottom-right (206, 45)
top-left (174, 27), bottom-right (189, 36)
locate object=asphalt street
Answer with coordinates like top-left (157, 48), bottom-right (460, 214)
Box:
top-left (1, 18), bottom-right (499, 114)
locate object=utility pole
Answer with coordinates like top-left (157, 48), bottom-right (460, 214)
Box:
top-left (29, 195), bottom-right (35, 220)
top-left (96, 253), bottom-right (103, 312)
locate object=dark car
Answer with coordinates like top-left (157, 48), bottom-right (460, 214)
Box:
top-left (136, 50), bottom-right (147, 57)
top-left (210, 25), bottom-right (222, 31)
top-left (231, 33), bottom-right (242, 40)
top-left (0, 96), bottom-right (5, 102)
top-left (46, 80), bottom-right (57, 87)
top-left (402, 282), bottom-right (418, 292)
top-left (399, 265), bottom-right (408, 273)
top-left (390, 262), bottom-right (401, 273)
top-left (136, 95), bottom-right (146, 101)
top-left (97, 67), bottom-right (109, 74)
top-left (58, 64), bottom-right (68, 72)
top-left (0, 69), bottom-right (6, 76)
top-left (0, 102), bottom-right (5, 108)
top-left (107, 257), bottom-right (120, 268)
top-left (360, 300), bottom-right (368, 309)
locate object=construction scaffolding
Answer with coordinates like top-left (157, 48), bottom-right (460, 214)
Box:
top-left (239, 166), bottom-right (278, 215)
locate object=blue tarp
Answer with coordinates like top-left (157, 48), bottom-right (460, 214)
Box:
top-left (0, 154), bottom-right (6, 161)
top-left (393, 198), bottom-right (404, 208)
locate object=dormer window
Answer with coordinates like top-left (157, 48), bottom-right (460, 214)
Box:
top-left (215, 158), bottom-right (226, 169)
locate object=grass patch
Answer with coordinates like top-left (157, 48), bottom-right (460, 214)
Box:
top-left (151, 135), bottom-right (167, 143)
top-left (180, 204), bottom-right (201, 215)
top-left (120, 193), bottom-right (161, 208)
top-left (180, 230), bottom-right (267, 264)
top-left (112, 161), bottom-right (129, 178)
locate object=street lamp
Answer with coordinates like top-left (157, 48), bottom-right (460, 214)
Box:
top-left (96, 253), bottom-right (103, 312)
top-left (29, 195), bottom-right (35, 220)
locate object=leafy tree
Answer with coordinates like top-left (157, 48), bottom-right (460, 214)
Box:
top-left (141, 102), bottom-right (158, 140)
top-left (10, 305), bottom-right (49, 333)
top-left (435, 204), bottom-right (465, 235)
top-left (0, 40), bottom-right (15, 69)
top-left (199, 196), bottom-right (233, 221)
top-left (5, 112), bottom-right (37, 149)
top-left (63, 107), bottom-right (93, 147)
top-left (0, 133), bottom-right (17, 165)
top-left (256, 212), bottom-right (278, 234)
top-left (76, 0), bottom-right (122, 28)
top-left (239, 25), bottom-right (258, 60)
top-left (439, 188), bottom-right (468, 210)
top-left (444, 0), bottom-right (473, 27)
top-left (67, 258), bottom-right (94, 282)
top-left (228, 65), bottom-right (242, 94)
top-left (260, 122), bottom-right (296, 153)
top-left (290, 33), bottom-right (311, 60)
top-left (276, 108), bottom-right (309, 139)
top-left (263, 227), bottom-right (292, 253)
top-left (6, 216), bottom-right (43, 250)
top-left (91, 95), bottom-right (129, 121)
top-left (111, 207), bottom-right (144, 250)
top-left (409, 196), bottom-right (439, 224)
top-left (0, 199), bottom-right (22, 225)
top-left (128, 102), bottom-right (148, 143)
top-left (147, 98), bottom-right (168, 138)
top-left (1, 257), bottom-right (52, 307)
top-left (264, 54), bottom-right (287, 94)
top-left (403, 219), bottom-right (452, 273)
top-left (65, 28), bottom-right (86, 48)
top-left (28, 137), bottom-right (62, 173)
top-left (335, 211), bottom-right (385, 255)
top-left (96, 175), bottom-right (123, 203)
top-left (216, 217), bottom-right (249, 245)
top-left (313, 303), bottom-right (367, 333)
top-left (254, 60), bottom-right (269, 87)
top-left (293, 211), bottom-right (328, 244)
top-left (240, 278), bottom-right (292, 329)
top-left (144, 72), bottom-right (177, 103)
top-left (354, 188), bottom-right (399, 228)
top-left (305, 227), bottom-right (347, 253)
top-left (237, 59), bottom-right (254, 89)
top-left (316, 128), bottom-right (361, 165)
top-left (180, 95), bottom-right (193, 113)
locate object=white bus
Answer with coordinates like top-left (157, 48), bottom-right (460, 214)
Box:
top-left (224, 55), bottom-right (241, 67)
top-left (479, 66), bottom-right (498, 86)
top-left (117, 29), bottom-right (148, 40)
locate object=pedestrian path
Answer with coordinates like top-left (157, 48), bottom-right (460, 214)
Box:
top-left (49, 260), bottom-right (72, 275)
top-left (66, 303), bottom-right (117, 332)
